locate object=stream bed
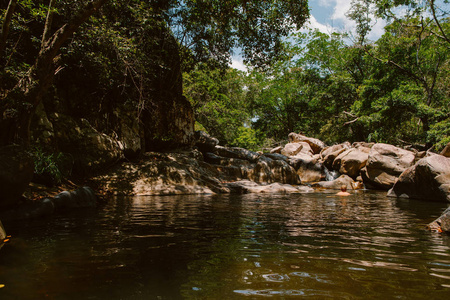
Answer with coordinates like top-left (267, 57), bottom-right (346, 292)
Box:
top-left (1, 190), bottom-right (450, 299)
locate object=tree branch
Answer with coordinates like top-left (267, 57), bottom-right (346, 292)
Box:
top-left (430, 0), bottom-right (450, 46)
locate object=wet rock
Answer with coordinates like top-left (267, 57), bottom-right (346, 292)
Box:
top-left (0, 145), bottom-right (35, 209)
top-left (53, 186), bottom-right (97, 209)
top-left (427, 207), bottom-right (450, 233)
top-left (311, 175), bottom-right (355, 190)
top-left (288, 133), bottom-right (326, 154)
top-left (361, 143), bottom-right (416, 190)
top-left (387, 155), bottom-right (450, 202)
top-left (226, 180), bottom-right (313, 194)
top-left (332, 147), bottom-right (370, 179)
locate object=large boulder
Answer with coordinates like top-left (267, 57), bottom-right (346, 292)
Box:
top-left (441, 142), bottom-right (450, 157)
top-left (387, 155), bottom-right (450, 202)
top-left (320, 142), bottom-right (351, 160)
top-left (332, 147), bottom-right (370, 179)
top-left (281, 142), bottom-right (313, 157)
top-left (288, 133), bottom-right (326, 154)
top-left (361, 143), bottom-right (416, 190)
top-left (289, 154), bottom-right (326, 183)
top-left (311, 175), bottom-right (355, 190)
top-left (0, 145), bottom-right (35, 208)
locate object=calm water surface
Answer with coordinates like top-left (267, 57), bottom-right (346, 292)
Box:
top-left (1, 190), bottom-right (450, 299)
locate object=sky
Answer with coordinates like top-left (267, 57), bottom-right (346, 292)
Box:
top-left (231, 0), bottom-right (386, 71)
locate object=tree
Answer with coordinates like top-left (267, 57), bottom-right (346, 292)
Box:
top-left (0, 0), bottom-right (310, 147)
top-left (1, 0), bottom-right (109, 146)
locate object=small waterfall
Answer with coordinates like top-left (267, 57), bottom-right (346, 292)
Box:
top-left (324, 167), bottom-right (339, 181)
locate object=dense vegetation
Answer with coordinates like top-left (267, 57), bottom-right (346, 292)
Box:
top-left (0, 0), bottom-right (448, 161)
top-left (184, 0), bottom-right (450, 152)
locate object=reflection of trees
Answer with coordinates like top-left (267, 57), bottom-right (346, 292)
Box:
top-left (4, 192), bottom-right (450, 298)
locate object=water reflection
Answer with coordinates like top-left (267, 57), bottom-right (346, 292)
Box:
top-left (1, 191), bottom-right (450, 299)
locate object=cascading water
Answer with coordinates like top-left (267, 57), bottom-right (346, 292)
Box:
top-left (324, 167), bottom-right (339, 181)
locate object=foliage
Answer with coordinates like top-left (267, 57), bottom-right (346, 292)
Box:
top-left (183, 65), bottom-right (256, 146)
top-left (31, 147), bottom-right (70, 186)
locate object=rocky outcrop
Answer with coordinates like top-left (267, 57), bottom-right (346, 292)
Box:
top-left (50, 113), bottom-right (123, 174)
top-left (0, 145), bottom-right (34, 208)
top-left (387, 155), bottom-right (450, 202)
top-left (361, 143), bottom-right (416, 190)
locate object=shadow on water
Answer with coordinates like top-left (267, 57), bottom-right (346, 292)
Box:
top-left (1, 191), bottom-right (450, 299)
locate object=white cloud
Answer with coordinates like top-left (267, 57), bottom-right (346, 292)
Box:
top-left (318, 0), bottom-right (333, 7)
top-left (307, 15), bottom-right (336, 34)
top-left (230, 57), bottom-right (247, 72)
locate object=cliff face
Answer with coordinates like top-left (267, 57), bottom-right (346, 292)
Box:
top-left (31, 24), bottom-right (194, 174)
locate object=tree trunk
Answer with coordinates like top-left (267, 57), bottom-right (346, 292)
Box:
top-left (0, 0), bottom-right (17, 65)
top-left (0, 0), bottom-right (109, 146)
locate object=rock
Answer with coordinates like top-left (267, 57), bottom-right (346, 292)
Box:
top-left (441, 142), bottom-right (450, 157)
top-left (226, 180), bottom-right (313, 194)
top-left (50, 113), bottom-right (123, 174)
top-left (352, 142), bottom-right (375, 149)
top-left (194, 131), bottom-right (219, 153)
top-left (311, 175), bottom-right (355, 190)
top-left (214, 146), bottom-right (260, 163)
top-left (288, 133), bottom-right (326, 154)
top-left (263, 153), bottom-right (289, 163)
top-left (0, 197), bottom-right (55, 221)
top-left (427, 207), bottom-right (450, 233)
top-left (289, 155), bottom-right (326, 183)
top-left (115, 107), bottom-right (143, 159)
top-left (281, 142), bottom-right (303, 156)
top-left (0, 145), bottom-right (35, 209)
top-left (53, 186), bottom-right (97, 209)
top-left (320, 142), bottom-right (351, 159)
top-left (361, 143), bottom-right (416, 190)
top-left (387, 155), bottom-right (450, 202)
top-left (0, 220), bottom-right (5, 240)
top-left (248, 159), bottom-right (301, 185)
top-left (323, 147), bottom-right (347, 170)
top-left (332, 147), bottom-right (370, 179)
top-left (270, 146), bottom-right (283, 154)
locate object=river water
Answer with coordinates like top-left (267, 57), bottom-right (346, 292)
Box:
top-left (1, 190), bottom-right (450, 299)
